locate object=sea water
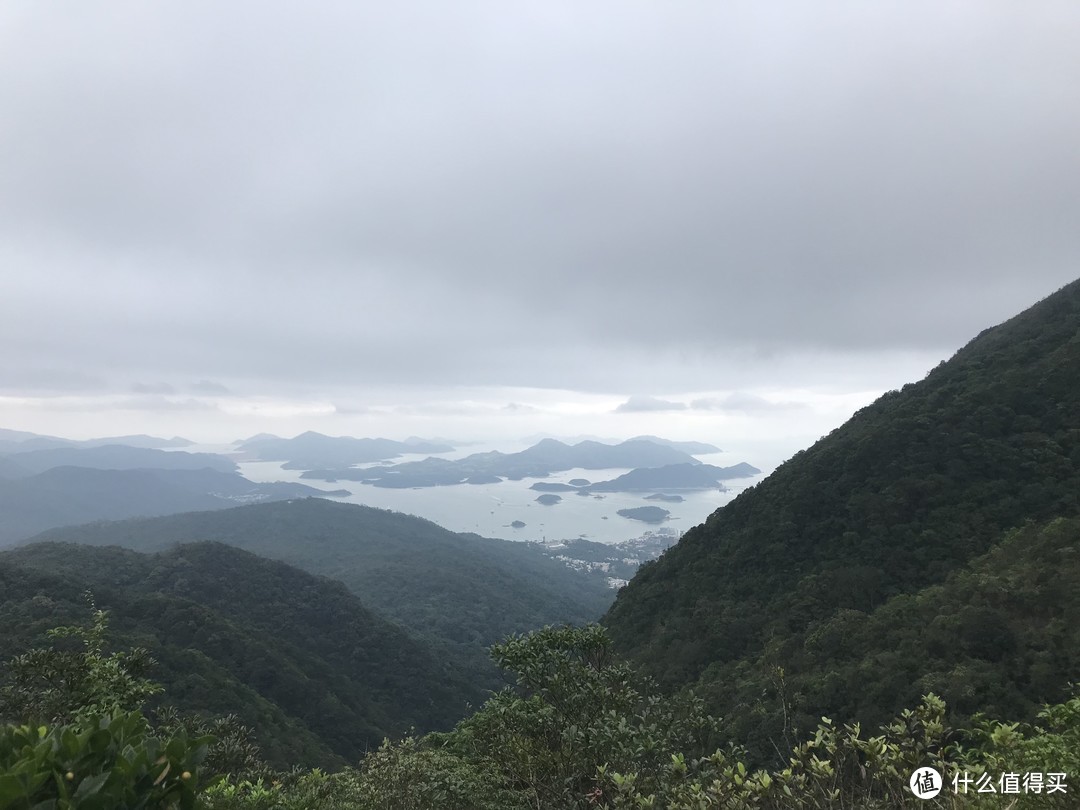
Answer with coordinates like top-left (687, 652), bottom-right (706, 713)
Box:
top-left (236, 447), bottom-right (764, 544)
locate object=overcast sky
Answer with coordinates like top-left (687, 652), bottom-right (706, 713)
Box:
top-left (2, 2), bottom-right (1078, 460)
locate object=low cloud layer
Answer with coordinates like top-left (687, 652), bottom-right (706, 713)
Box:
top-left (1, 2), bottom-right (1078, 443)
top-left (615, 396), bottom-right (689, 413)
top-left (691, 393), bottom-right (806, 413)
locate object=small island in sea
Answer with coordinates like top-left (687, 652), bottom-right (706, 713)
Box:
top-left (529, 482), bottom-right (579, 492)
top-left (616, 506), bottom-right (670, 523)
top-left (510, 520), bottom-right (526, 528)
top-left (535, 494), bottom-right (562, 506)
top-left (465, 474), bottom-right (501, 485)
top-left (645, 493), bottom-right (684, 503)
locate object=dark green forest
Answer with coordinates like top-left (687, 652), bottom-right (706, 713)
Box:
top-left (0, 542), bottom-right (482, 769)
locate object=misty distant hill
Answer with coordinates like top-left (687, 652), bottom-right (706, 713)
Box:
top-left (1, 444), bottom-right (236, 476)
top-left (0, 467), bottom-right (346, 546)
top-left (302, 437), bottom-right (700, 487)
top-left (78, 434), bottom-right (193, 449)
top-left (586, 462), bottom-right (762, 492)
top-left (0, 429), bottom-right (192, 454)
top-left (235, 430), bottom-right (455, 468)
top-left (0, 456), bottom-right (28, 478)
top-left (627, 435), bottom-right (721, 454)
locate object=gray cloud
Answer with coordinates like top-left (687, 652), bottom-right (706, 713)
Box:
top-left (189, 380), bottom-right (231, 395)
top-left (118, 396), bottom-right (216, 412)
top-left (691, 393), bottom-right (806, 413)
top-left (31, 395), bottom-right (216, 413)
top-left (132, 382), bottom-right (176, 395)
top-left (0, 2), bottom-right (1077, 408)
top-left (0, 369), bottom-right (108, 395)
top-left (332, 402), bottom-right (373, 416)
top-left (615, 396), bottom-right (688, 413)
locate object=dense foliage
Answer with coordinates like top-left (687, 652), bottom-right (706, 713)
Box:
top-left (195, 625), bottom-right (1078, 809)
top-left (3, 611), bottom-right (1077, 808)
top-left (0, 543), bottom-right (481, 769)
top-left (0, 711), bottom-right (210, 810)
top-left (605, 279), bottom-right (1080, 760)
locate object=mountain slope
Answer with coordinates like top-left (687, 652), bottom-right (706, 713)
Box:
top-left (28, 499), bottom-right (616, 667)
top-left (0, 467), bottom-right (346, 546)
top-left (0, 542), bottom-right (482, 767)
top-left (603, 280), bottom-right (1080, 753)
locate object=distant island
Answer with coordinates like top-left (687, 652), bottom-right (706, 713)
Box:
top-left (535, 494), bottom-right (562, 506)
top-left (465, 474), bottom-right (501, 485)
top-left (627, 436), bottom-right (720, 454)
top-left (529, 482), bottom-right (579, 492)
top-left (301, 438), bottom-right (723, 488)
top-left (645, 493), bottom-right (684, 503)
top-left (586, 462), bottom-right (761, 492)
top-left (510, 520), bottom-right (526, 528)
top-left (616, 506), bottom-right (670, 523)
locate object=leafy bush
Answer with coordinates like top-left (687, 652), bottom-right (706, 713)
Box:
top-left (0, 709), bottom-right (210, 810)
top-left (0, 594), bottom-right (161, 726)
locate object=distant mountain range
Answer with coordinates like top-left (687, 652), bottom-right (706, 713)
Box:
top-left (527, 462), bottom-right (761, 494)
top-left (300, 438), bottom-right (727, 488)
top-left (627, 436), bottom-right (721, 454)
top-left (235, 431), bottom-right (455, 468)
top-left (0, 430), bottom-right (193, 454)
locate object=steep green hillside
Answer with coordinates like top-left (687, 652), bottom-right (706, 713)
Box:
top-left (0, 542), bottom-right (482, 768)
top-left (28, 499), bottom-right (616, 681)
top-left (604, 280), bottom-right (1080, 755)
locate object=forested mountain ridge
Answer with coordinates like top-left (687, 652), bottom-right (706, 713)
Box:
top-left (28, 499), bottom-right (616, 678)
top-left (603, 279), bottom-right (1080, 753)
top-left (0, 541), bottom-right (483, 768)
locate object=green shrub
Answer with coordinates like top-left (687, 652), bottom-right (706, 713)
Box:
top-left (0, 709), bottom-right (210, 810)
